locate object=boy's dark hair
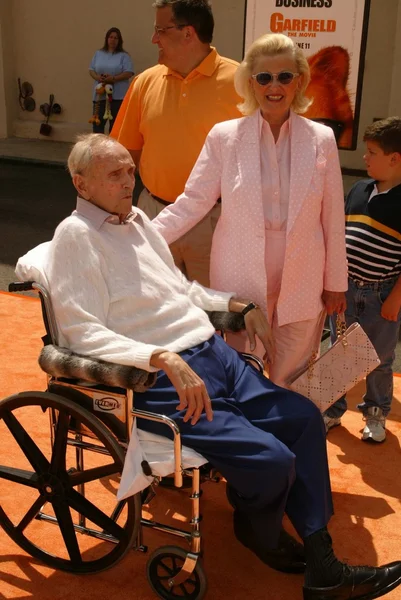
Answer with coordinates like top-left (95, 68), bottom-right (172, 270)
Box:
top-left (363, 116), bottom-right (401, 154)
top-left (153, 0), bottom-right (214, 44)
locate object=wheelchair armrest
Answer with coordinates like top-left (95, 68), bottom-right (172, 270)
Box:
top-left (39, 345), bottom-right (157, 392)
top-left (9, 281), bottom-right (35, 292)
top-left (206, 311), bottom-right (245, 332)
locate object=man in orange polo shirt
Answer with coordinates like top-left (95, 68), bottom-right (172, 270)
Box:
top-left (112, 0), bottom-right (241, 286)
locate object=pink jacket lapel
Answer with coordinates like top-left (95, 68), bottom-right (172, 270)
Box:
top-left (287, 113), bottom-right (317, 233)
top-left (235, 112), bottom-right (264, 221)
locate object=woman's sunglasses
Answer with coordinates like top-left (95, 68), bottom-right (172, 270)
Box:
top-left (251, 71), bottom-right (300, 86)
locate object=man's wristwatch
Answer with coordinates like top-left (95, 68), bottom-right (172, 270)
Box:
top-left (241, 301), bottom-right (260, 316)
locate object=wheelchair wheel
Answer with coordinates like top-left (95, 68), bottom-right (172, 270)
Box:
top-left (147, 546), bottom-right (207, 600)
top-left (0, 391), bottom-right (141, 573)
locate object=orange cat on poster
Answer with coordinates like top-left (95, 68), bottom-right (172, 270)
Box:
top-left (304, 46), bottom-right (354, 148)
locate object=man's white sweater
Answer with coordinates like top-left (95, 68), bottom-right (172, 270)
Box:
top-left (45, 198), bottom-right (234, 372)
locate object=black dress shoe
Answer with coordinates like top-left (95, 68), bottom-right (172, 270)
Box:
top-left (303, 562), bottom-right (401, 599)
top-left (233, 510), bottom-right (306, 574)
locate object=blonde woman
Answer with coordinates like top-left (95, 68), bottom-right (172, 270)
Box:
top-left (153, 33), bottom-right (347, 388)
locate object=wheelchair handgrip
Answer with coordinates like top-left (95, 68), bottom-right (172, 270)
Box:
top-left (8, 281), bottom-right (35, 292)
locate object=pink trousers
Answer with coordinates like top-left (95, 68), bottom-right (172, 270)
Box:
top-left (226, 229), bottom-right (324, 388)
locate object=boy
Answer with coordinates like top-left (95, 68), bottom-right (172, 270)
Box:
top-left (324, 116), bottom-right (401, 442)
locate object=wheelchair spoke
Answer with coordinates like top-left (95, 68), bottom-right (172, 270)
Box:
top-left (3, 412), bottom-right (50, 474)
top-left (50, 410), bottom-right (71, 473)
top-left (0, 465), bottom-right (40, 489)
top-left (68, 462), bottom-right (120, 487)
top-left (158, 558), bottom-right (175, 576)
top-left (67, 488), bottom-right (126, 541)
top-left (178, 582), bottom-right (193, 598)
top-left (52, 501), bottom-right (82, 563)
top-left (17, 494), bottom-right (46, 532)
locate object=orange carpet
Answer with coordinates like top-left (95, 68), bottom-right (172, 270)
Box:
top-left (0, 292), bottom-right (400, 600)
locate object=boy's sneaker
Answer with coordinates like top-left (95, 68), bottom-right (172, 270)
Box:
top-left (362, 406), bottom-right (386, 443)
top-left (323, 414), bottom-right (341, 433)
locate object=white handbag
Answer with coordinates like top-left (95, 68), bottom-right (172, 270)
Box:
top-left (289, 315), bottom-right (381, 413)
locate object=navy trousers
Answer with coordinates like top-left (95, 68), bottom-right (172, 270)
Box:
top-left (135, 334), bottom-right (333, 548)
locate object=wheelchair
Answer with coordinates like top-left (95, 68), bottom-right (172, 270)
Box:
top-left (0, 280), bottom-right (263, 600)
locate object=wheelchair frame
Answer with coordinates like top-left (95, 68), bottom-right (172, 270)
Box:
top-left (0, 281), bottom-right (263, 600)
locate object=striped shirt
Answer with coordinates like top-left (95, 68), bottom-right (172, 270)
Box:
top-left (345, 179), bottom-right (401, 282)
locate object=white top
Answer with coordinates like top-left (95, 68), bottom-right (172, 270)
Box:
top-left (44, 198), bottom-right (234, 372)
top-left (259, 111), bottom-right (291, 231)
top-left (368, 184), bottom-right (390, 201)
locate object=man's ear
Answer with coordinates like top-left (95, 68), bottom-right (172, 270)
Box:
top-left (184, 25), bottom-right (195, 41)
top-left (390, 152), bottom-right (401, 166)
top-left (73, 174), bottom-right (88, 198)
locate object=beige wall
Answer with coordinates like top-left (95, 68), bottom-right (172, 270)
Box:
top-left (389, 2), bottom-right (401, 116)
top-left (8, 0), bottom-right (157, 140)
top-left (0, 0), bottom-right (400, 170)
top-left (0, 0), bottom-right (16, 139)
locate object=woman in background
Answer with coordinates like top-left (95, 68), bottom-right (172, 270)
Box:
top-left (89, 27), bottom-right (134, 134)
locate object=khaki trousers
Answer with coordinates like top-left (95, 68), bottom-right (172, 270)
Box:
top-left (138, 188), bottom-right (220, 287)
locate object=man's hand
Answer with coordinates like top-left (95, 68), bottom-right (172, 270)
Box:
top-left (381, 294), bottom-right (401, 321)
top-left (322, 290), bottom-right (346, 315)
top-left (244, 308), bottom-right (275, 363)
top-left (150, 351), bottom-right (213, 425)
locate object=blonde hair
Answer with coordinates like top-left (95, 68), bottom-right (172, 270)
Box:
top-left (67, 133), bottom-right (123, 176)
top-left (235, 33), bottom-right (312, 116)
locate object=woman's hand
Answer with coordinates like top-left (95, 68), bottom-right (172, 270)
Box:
top-left (244, 308), bottom-right (276, 364)
top-left (228, 297), bottom-right (275, 363)
top-left (322, 290), bottom-right (346, 315)
top-left (150, 351), bottom-right (213, 425)
top-left (89, 69), bottom-right (102, 82)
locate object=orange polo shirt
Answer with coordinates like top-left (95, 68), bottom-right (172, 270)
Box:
top-left (112, 48), bottom-right (241, 203)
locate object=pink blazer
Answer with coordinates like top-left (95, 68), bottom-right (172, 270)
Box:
top-left (153, 111), bottom-right (348, 326)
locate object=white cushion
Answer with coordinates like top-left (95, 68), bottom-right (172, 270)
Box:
top-left (15, 241), bottom-right (51, 288)
top-left (118, 424), bottom-right (207, 500)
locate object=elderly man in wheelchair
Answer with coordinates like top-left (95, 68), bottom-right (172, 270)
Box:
top-left (2, 133), bottom-right (401, 600)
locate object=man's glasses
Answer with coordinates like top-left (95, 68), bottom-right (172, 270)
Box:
top-left (154, 24), bottom-right (186, 35)
top-left (251, 71), bottom-right (300, 86)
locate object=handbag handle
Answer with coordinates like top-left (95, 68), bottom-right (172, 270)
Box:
top-left (306, 311), bottom-right (346, 380)
top-left (336, 313), bottom-right (348, 347)
top-left (306, 310), bottom-right (327, 380)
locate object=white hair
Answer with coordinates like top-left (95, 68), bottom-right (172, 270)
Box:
top-left (67, 133), bottom-right (123, 176)
top-left (235, 33), bottom-right (312, 116)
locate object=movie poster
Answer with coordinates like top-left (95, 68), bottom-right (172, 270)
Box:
top-left (244, 0), bottom-right (371, 150)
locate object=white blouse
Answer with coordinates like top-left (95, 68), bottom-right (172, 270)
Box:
top-left (259, 112), bottom-right (291, 231)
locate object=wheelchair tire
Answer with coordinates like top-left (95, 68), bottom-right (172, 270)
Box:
top-left (147, 545), bottom-right (207, 600)
top-left (0, 391), bottom-right (141, 574)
